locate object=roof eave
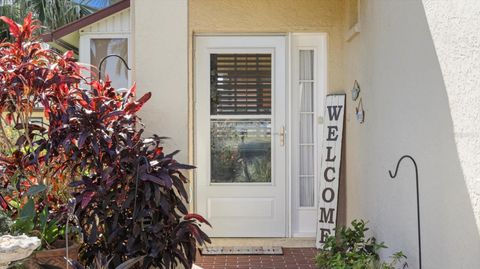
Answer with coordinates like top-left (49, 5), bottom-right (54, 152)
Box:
top-left (42, 0), bottom-right (130, 42)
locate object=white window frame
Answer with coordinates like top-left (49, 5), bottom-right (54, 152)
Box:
top-left (289, 33), bottom-right (327, 237)
top-left (79, 33), bottom-right (132, 88)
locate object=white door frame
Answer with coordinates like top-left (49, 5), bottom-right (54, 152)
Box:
top-left (193, 33), bottom-right (328, 238)
top-left (289, 33), bottom-right (328, 237)
top-left (195, 35), bottom-right (288, 237)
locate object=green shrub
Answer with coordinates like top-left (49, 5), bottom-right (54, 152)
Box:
top-left (315, 219), bottom-right (408, 269)
top-left (0, 211), bottom-right (12, 235)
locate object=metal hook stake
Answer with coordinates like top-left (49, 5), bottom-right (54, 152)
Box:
top-left (98, 54), bottom-right (131, 80)
top-left (388, 155), bottom-right (422, 269)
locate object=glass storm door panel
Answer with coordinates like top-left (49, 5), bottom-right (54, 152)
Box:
top-left (195, 36), bottom-right (287, 237)
top-left (210, 53), bottom-right (272, 183)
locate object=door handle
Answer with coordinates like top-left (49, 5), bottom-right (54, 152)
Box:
top-left (276, 126), bottom-right (285, 147)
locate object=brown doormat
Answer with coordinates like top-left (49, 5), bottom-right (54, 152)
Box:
top-left (200, 246), bottom-right (283, 255)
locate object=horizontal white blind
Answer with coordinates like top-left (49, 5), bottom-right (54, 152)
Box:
top-left (210, 54), bottom-right (272, 115)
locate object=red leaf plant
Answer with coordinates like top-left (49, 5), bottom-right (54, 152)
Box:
top-left (0, 13), bottom-right (80, 246)
top-left (0, 14), bottom-right (210, 268)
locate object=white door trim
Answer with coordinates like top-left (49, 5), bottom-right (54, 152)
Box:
top-left (193, 33), bottom-right (328, 238)
top-left (288, 33), bottom-right (328, 237)
top-left (194, 35), bottom-right (288, 237)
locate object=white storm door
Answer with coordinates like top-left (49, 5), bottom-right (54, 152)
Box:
top-left (195, 36), bottom-right (287, 237)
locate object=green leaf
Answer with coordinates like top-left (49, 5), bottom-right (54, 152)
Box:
top-left (19, 198), bottom-right (35, 219)
top-left (39, 205), bottom-right (48, 233)
top-left (44, 220), bottom-right (60, 244)
top-left (12, 198), bottom-right (36, 234)
top-left (13, 216), bottom-right (35, 234)
top-left (27, 184), bottom-right (47, 196)
top-left (8, 200), bottom-right (20, 209)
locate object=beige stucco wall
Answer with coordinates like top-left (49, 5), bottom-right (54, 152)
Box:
top-left (188, 0), bottom-right (345, 93)
top-left (131, 2), bottom-right (480, 264)
top-left (132, 0), bottom-right (189, 164)
top-left (344, 0), bottom-right (480, 267)
top-left (423, 0), bottom-right (480, 235)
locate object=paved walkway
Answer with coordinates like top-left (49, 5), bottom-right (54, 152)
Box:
top-left (195, 248), bottom-right (317, 269)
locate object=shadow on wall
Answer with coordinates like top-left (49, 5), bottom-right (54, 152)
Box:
top-left (344, 0), bottom-right (480, 268)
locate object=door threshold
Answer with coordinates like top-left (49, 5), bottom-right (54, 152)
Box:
top-left (207, 237), bottom-right (315, 248)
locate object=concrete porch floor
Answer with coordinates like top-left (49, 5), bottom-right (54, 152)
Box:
top-left (196, 238), bottom-right (317, 269)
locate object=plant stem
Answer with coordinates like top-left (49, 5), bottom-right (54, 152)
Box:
top-left (0, 116), bottom-right (14, 151)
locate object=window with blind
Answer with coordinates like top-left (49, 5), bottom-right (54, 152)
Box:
top-left (210, 54), bottom-right (272, 115)
top-left (298, 50), bottom-right (315, 207)
top-left (210, 54), bottom-right (272, 183)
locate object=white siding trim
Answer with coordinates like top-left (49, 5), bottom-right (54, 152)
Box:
top-left (80, 8), bottom-right (130, 34)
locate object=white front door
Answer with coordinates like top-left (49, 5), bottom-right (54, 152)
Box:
top-left (195, 36), bottom-right (287, 237)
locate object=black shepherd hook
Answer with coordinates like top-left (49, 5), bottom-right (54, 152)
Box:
top-left (388, 155), bottom-right (422, 269)
top-left (98, 54), bottom-right (131, 80)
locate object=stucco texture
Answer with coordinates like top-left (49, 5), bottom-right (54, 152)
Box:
top-left (423, 0), bottom-right (480, 234)
top-left (344, 0), bottom-right (480, 267)
top-left (132, 1), bottom-right (480, 264)
top-left (189, 0), bottom-right (345, 93)
top-left (187, 0), bottom-right (346, 209)
top-left (133, 0), bottom-right (189, 163)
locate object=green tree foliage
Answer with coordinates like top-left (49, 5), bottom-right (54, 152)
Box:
top-left (0, 0), bottom-right (118, 39)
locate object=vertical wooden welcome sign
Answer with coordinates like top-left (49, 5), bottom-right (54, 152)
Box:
top-left (316, 94), bottom-right (346, 248)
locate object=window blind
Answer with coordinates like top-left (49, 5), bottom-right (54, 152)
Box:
top-left (210, 54), bottom-right (272, 115)
top-left (299, 50), bottom-right (315, 207)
